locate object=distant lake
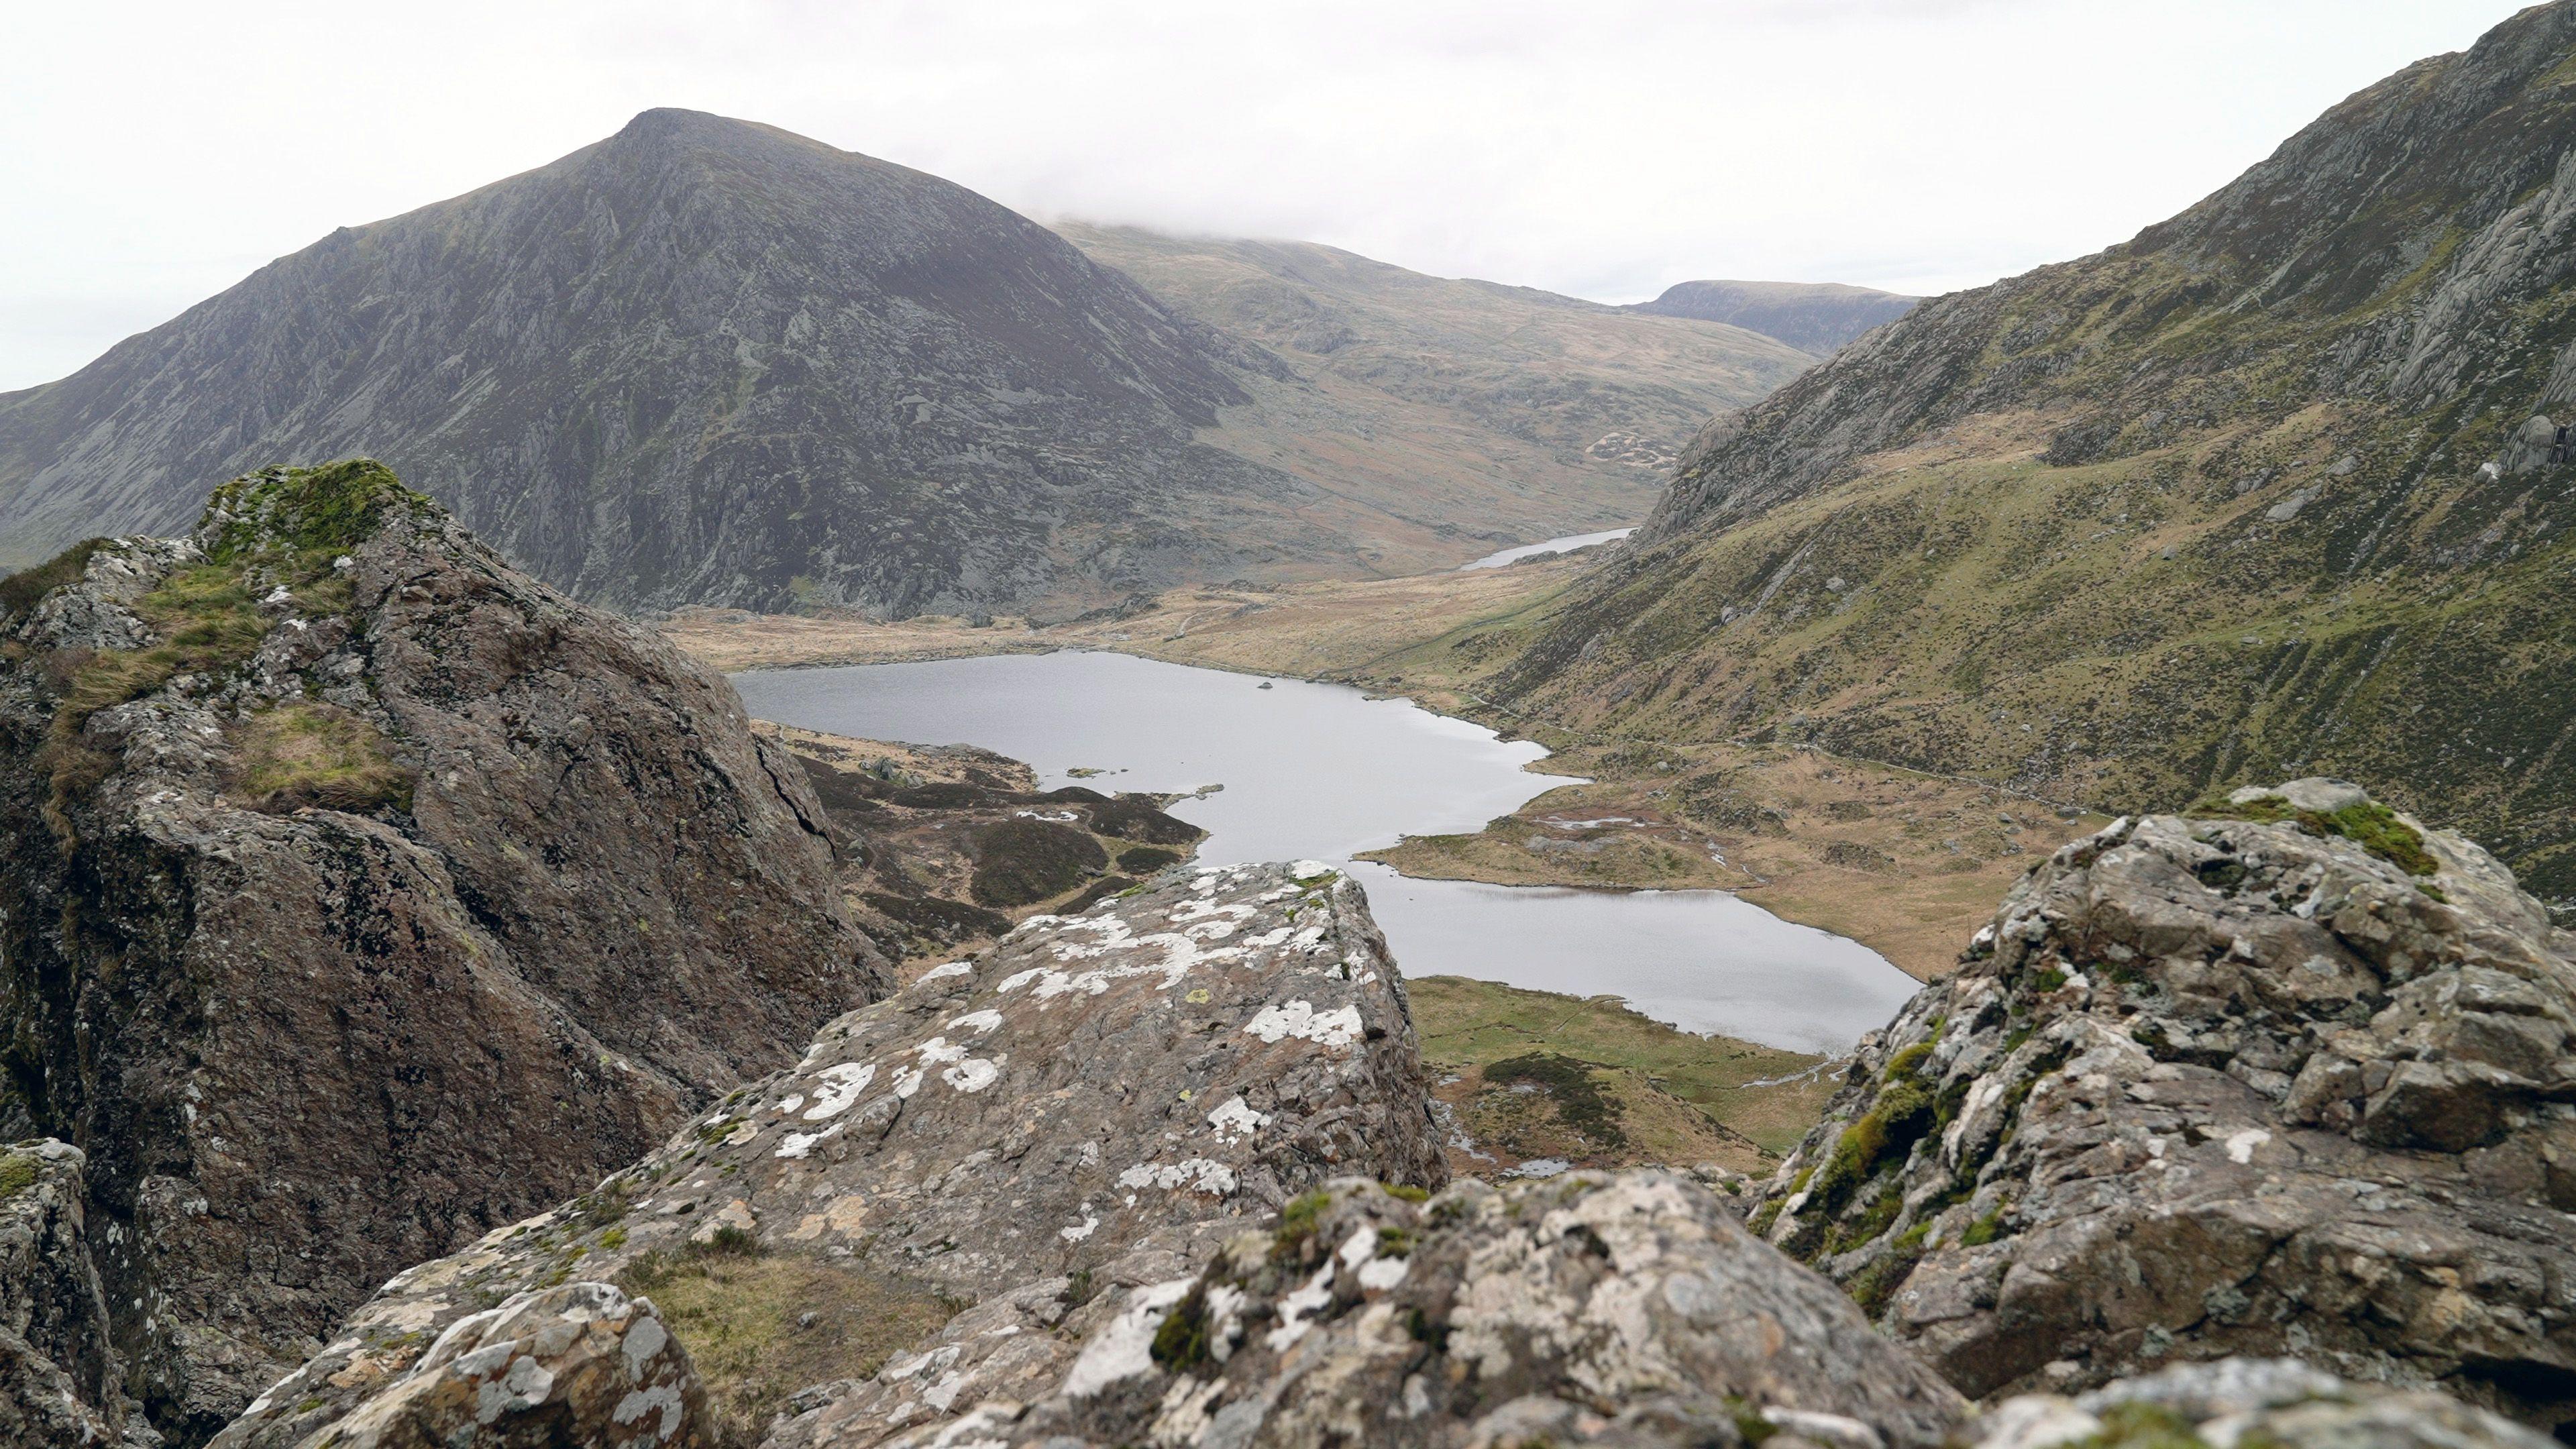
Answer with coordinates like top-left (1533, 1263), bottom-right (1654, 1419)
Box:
top-left (1460, 527), bottom-right (1635, 570)
top-left (733, 651), bottom-right (1918, 1054)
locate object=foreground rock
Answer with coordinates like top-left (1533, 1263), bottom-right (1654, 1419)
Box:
top-left (908, 1171), bottom-right (1968, 1449)
top-left (1972, 1358), bottom-right (2559, 1449)
top-left (0, 462), bottom-right (882, 1441)
top-left (1754, 782), bottom-right (2576, 1431)
top-left (217, 861), bottom-right (1447, 1448)
top-left (0, 1141), bottom-right (150, 1448)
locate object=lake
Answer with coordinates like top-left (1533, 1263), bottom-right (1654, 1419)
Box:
top-left (733, 651), bottom-right (1919, 1053)
top-left (1460, 527), bottom-right (1636, 570)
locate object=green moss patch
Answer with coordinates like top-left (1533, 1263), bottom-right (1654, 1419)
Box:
top-left (201, 458), bottom-right (432, 565)
top-left (2190, 794), bottom-right (2438, 875)
top-left (0, 1152), bottom-right (39, 1199)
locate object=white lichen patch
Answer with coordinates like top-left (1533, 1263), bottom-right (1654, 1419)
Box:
top-left (1205, 1095), bottom-right (1270, 1142)
top-left (776, 1124), bottom-right (844, 1160)
top-left (1064, 1278), bottom-right (1197, 1398)
top-left (1115, 1159), bottom-right (1240, 1195)
top-left (947, 1009), bottom-right (1005, 1036)
top-left (802, 1063), bottom-right (877, 1121)
top-left (916, 961), bottom-right (974, 984)
top-left (1266, 1261), bottom-right (1336, 1352)
top-left (1242, 999), bottom-right (1364, 1048)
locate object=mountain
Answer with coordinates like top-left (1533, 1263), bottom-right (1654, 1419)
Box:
top-left (1482, 3), bottom-right (2576, 907)
top-left (1057, 223), bottom-right (1820, 532)
top-left (1626, 278), bottom-right (1919, 353)
top-left (0, 110), bottom-right (1675, 615)
top-left (0, 462), bottom-right (879, 1440)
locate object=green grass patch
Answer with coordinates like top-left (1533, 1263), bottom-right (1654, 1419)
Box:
top-left (229, 702), bottom-right (414, 814)
top-left (2189, 794), bottom-right (2438, 875)
top-left (200, 458), bottom-right (432, 564)
top-left (0, 538), bottom-right (109, 623)
top-left (621, 1237), bottom-right (951, 1448)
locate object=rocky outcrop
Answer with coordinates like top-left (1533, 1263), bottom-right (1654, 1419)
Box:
top-left (915, 1171), bottom-right (1969, 1449)
top-left (244, 1284), bottom-right (708, 1449)
top-left (217, 861), bottom-right (1446, 1448)
top-left (0, 462), bottom-right (881, 1441)
top-left (1753, 782), bottom-right (2576, 1433)
top-left (0, 1141), bottom-right (151, 1448)
top-left (1972, 1358), bottom-right (2557, 1449)
top-left (1626, 280), bottom-right (1917, 355)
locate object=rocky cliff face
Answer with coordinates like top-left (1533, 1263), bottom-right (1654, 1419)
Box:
top-left (0, 110), bottom-right (1359, 614)
top-left (1752, 782), bottom-right (2576, 1432)
top-left (1626, 280), bottom-right (1917, 355)
top-left (1488, 3), bottom-right (2576, 904)
top-left (216, 861), bottom-right (1447, 1448)
top-left (0, 462), bottom-right (882, 1441)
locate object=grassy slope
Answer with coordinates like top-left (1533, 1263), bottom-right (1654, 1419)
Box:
top-left (1476, 9), bottom-right (2576, 906)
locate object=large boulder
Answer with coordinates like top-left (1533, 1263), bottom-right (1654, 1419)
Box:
top-left (0, 462), bottom-right (883, 1440)
top-left (217, 861), bottom-right (1448, 1449)
top-left (1751, 782), bottom-right (2576, 1430)
top-left (0, 1140), bottom-right (152, 1448)
top-left (876, 1171), bottom-right (1970, 1449)
top-left (1972, 1358), bottom-right (2559, 1449)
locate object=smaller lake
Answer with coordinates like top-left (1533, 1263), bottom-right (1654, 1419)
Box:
top-left (733, 651), bottom-right (1919, 1054)
top-left (1460, 527), bottom-right (1635, 570)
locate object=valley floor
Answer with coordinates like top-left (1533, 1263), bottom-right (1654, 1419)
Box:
top-left (661, 553), bottom-right (2102, 982)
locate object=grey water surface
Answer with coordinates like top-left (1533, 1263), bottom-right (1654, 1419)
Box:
top-left (1458, 527), bottom-right (1635, 570)
top-left (733, 650), bottom-right (1918, 1053)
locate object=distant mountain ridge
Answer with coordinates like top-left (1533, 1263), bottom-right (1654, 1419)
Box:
top-left (1627, 278), bottom-right (1917, 353)
top-left (1057, 223), bottom-right (1818, 521)
top-left (0, 113), bottom-right (1833, 614)
top-left (1479, 1), bottom-right (2576, 904)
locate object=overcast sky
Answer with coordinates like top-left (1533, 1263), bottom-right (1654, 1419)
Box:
top-left (0, 1), bottom-right (2524, 390)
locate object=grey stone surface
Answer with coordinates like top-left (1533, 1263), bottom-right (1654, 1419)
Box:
top-left (1972, 1358), bottom-right (2560, 1449)
top-left (0, 467), bottom-right (881, 1441)
top-left (1752, 786), bottom-right (2576, 1430)
top-left (217, 1283), bottom-right (708, 1449)
top-left (871, 1171), bottom-right (1969, 1449)
top-left (218, 861), bottom-right (1447, 1449)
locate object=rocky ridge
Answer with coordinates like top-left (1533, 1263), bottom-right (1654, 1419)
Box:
top-left (216, 861), bottom-right (1448, 1448)
top-left (1625, 280), bottom-right (1918, 356)
top-left (1486, 3), bottom-right (2576, 902)
top-left (190, 794), bottom-right (2576, 1449)
top-left (1753, 781), bottom-right (2576, 1432)
top-left (0, 462), bottom-right (881, 1441)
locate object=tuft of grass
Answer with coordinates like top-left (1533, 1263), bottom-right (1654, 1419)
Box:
top-left (621, 1237), bottom-right (951, 1448)
top-left (229, 702), bottom-right (414, 814)
top-left (0, 538), bottom-right (109, 623)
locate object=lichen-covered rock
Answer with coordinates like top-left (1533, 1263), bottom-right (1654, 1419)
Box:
top-left (225, 1283), bottom-right (708, 1449)
top-left (0, 1140), bottom-right (154, 1447)
top-left (0, 463), bottom-right (883, 1441)
top-left (1970, 1358), bottom-right (2558, 1449)
top-left (878, 1171), bottom-right (1968, 1449)
top-left (219, 861), bottom-right (1446, 1449)
top-left (1752, 783), bottom-right (2576, 1430)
